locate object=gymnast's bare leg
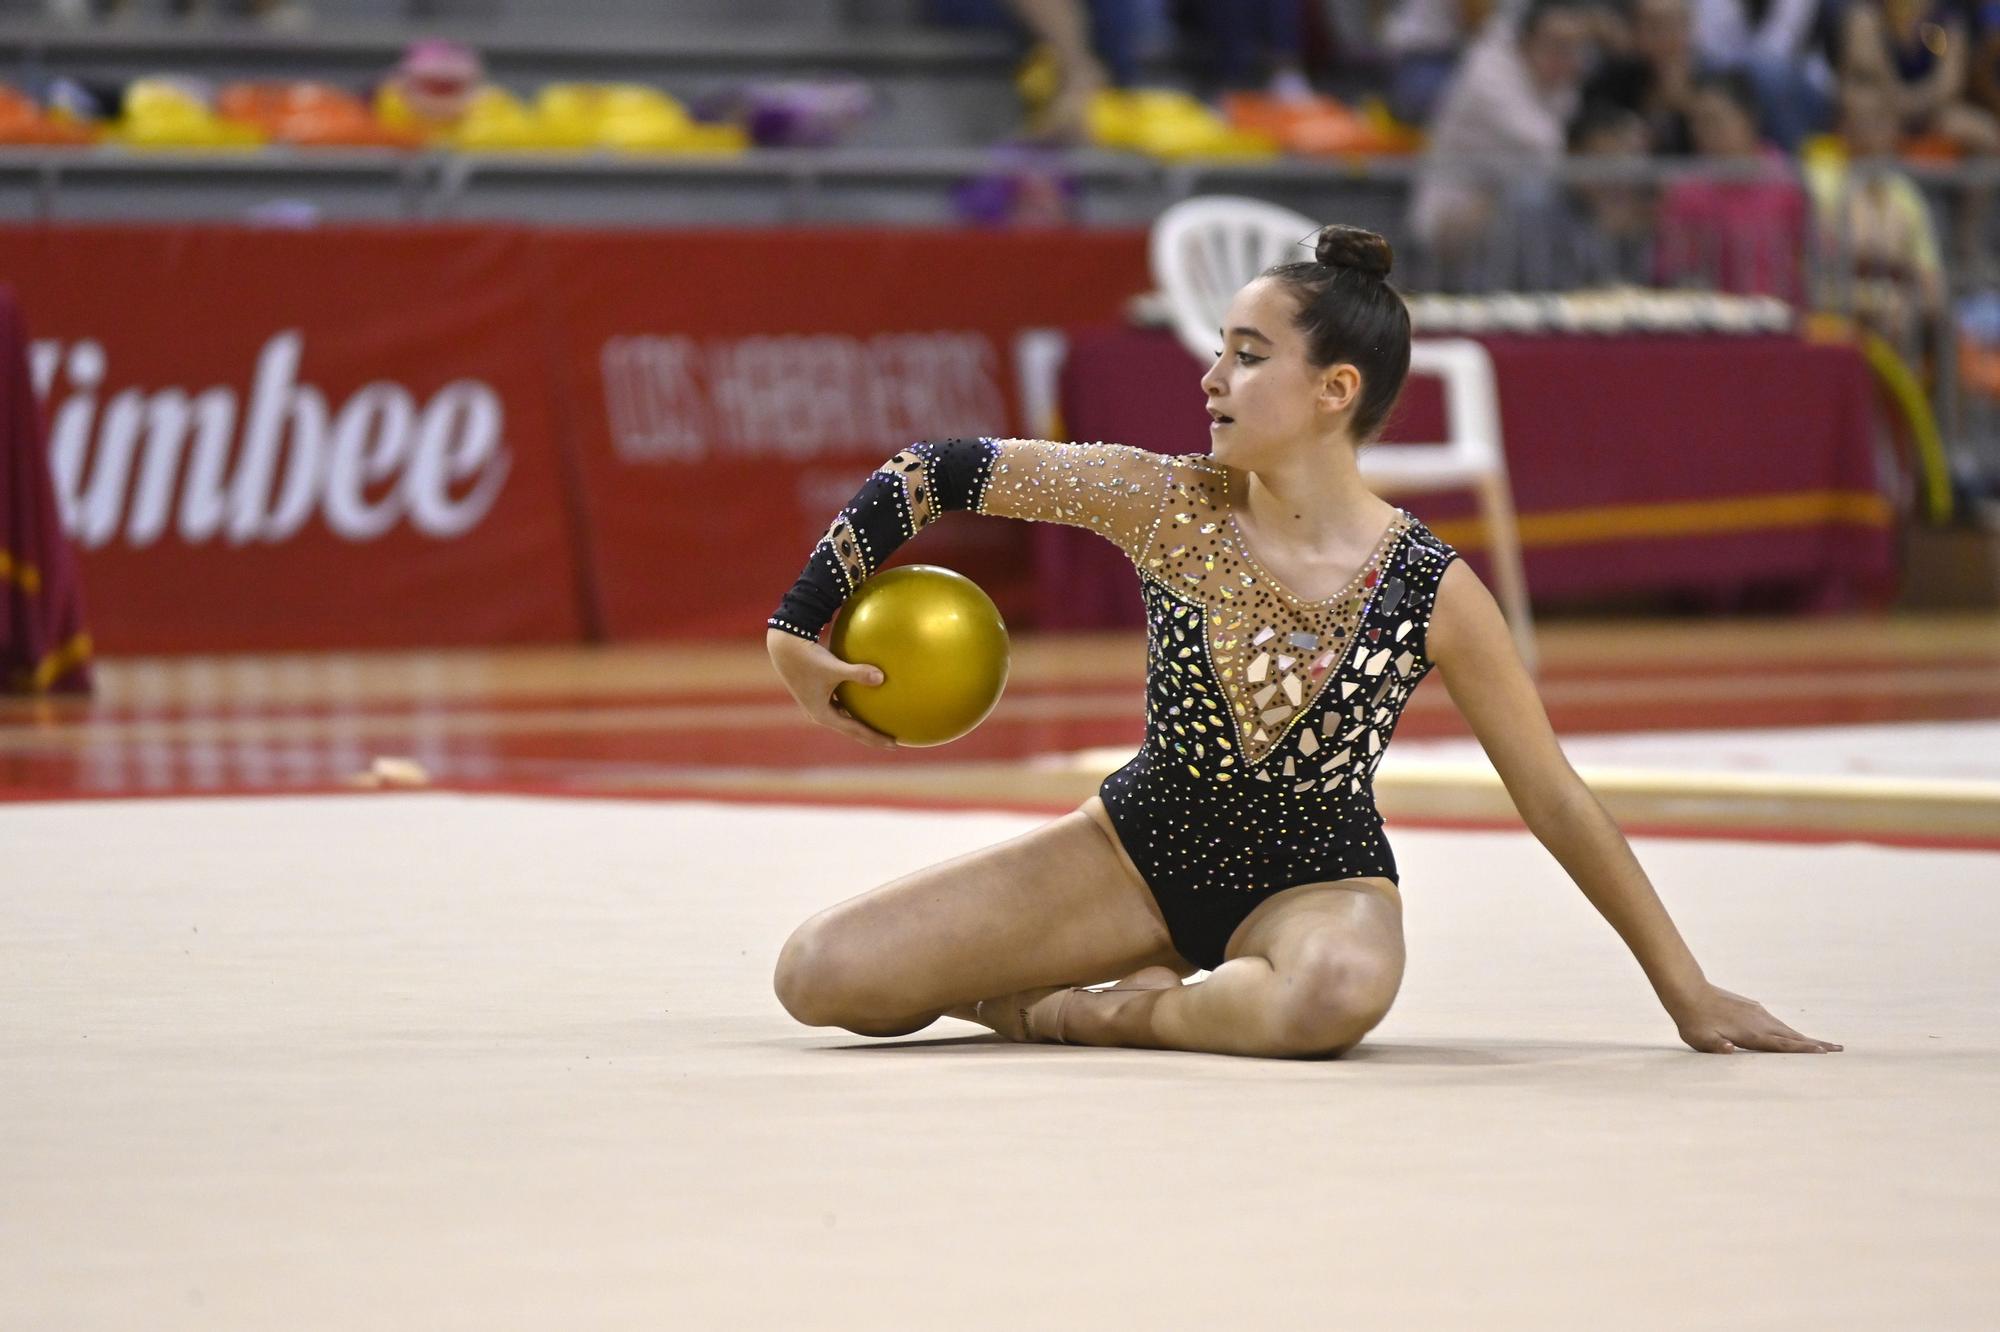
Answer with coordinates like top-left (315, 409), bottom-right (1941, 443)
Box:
top-left (773, 797), bottom-right (1402, 1059)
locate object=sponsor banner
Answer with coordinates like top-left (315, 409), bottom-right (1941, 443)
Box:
top-left (542, 229), bottom-right (1151, 638)
top-left (2, 225), bottom-right (1152, 651)
top-left (0, 226), bottom-right (582, 653)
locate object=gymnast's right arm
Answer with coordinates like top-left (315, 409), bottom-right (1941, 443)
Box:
top-left (765, 436), bottom-right (1169, 746)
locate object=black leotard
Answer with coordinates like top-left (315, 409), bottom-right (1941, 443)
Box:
top-left (770, 437), bottom-right (1460, 969)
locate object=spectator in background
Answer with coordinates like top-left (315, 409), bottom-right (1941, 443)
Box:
top-left (1004, 0), bottom-right (1113, 144)
top-left (1196, 0), bottom-right (1314, 101)
top-left (1508, 100), bottom-right (1658, 286)
top-left (1691, 0), bottom-right (1836, 148)
top-left (988, 0), bottom-right (1190, 143)
top-left (1970, 3), bottom-right (2000, 114)
top-left (1838, 0), bottom-right (2000, 155)
top-left (1807, 79), bottom-right (1947, 355)
top-left (1656, 70), bottom-right (1810, 301)
top-left (1381, 0), bottom-right (1499, 124)
top-left (1410, 0), bottom-right (1597, 266)
top-left (1970, 3), bottom-right (2000, 121)
top-left (1580, 0), bottom-right (1702, 154)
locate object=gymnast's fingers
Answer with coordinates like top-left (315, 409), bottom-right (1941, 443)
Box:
top-left (829, 700), bottom-right (898, 749)
top-left (1776, 1022), bottom-right (1840, 1051)
top-left (1756, 1037), bottom-right (1829, 1053)
top-left (1753, 1011), bottom-right (1842, 1052)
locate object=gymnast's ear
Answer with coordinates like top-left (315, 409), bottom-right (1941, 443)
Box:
top-left (1317, 363), bottom-right (1362, 415)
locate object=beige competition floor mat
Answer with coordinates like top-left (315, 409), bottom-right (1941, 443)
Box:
top-left (3, 793), bottom-right (1994, 1330)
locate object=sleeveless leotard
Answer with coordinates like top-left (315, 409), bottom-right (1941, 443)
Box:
top-left (769, 437), bottom-right (1460, 969)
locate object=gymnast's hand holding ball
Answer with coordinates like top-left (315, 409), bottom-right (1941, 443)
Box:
top-left (767, 564), bottom-right (1010, 749)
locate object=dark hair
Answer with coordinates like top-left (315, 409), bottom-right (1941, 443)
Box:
top-left (1567, 99), bottom-right (1644, 153)
top-left (1692, 69), bottom-right (1761, 124)
top-left (1519, 0), bottom-right (1594, 40)
top-left (1260, 223), bottom-right (1410, 442)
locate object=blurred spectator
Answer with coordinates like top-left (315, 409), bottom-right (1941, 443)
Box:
top-left (1004, 0), bottom-right (1111, 143)
top-left (1196, 0), bottom-right (1312, 101)
top-left (1806, 79), bottom-right (1947, 354)
top-left (1838, 0), bottom-right (2000, 155)
top-left (1579, 0), bottom-right (1701, 154)
top-left (1381, 0), bottom-right (1499, 124)
top-left (1691, 0), bottom-right (1835, 148)
top-left (999, 0), bottom-right (1173, 143)
top-left (1410, 0), bottom-right (1596, 262)
top-left (1514, 100), bottom-right (1658, 286)
top-left (1971, 2), bottom-right (2000, 120)
top-left (953, 147), bottom-right (1082, 225)
top-left (388, 39), bottom-right (482, 134)
top-left (1656, 70), bottom-right (1810, 300)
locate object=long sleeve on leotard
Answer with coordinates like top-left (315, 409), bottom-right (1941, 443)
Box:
top-left (766, 436), bottom-right (1172, 642)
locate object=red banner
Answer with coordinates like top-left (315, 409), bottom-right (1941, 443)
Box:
top-left (0, 224), bottom-right (1153, 652)
top-left (540, 229), bottom-right (1150, 638)
top-left (0, 225), bottom-right (584, 653)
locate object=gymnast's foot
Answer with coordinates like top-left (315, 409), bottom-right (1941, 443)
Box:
top-left (972, 986), bottom-right (1070, 1042)
top-left (1034, 967), bottom-right (1181, 1042)
top-left (974, 967), bottom-right (1181, 1043)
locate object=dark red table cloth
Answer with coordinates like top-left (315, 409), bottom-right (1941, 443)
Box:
top-left (1041, 326), bottom-right (1897, 630)
top-left (1, 286), bottom-right (90, 693)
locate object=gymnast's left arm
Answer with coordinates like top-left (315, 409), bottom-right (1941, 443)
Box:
top-left (1423, 560), bottom-right (1843, 1055)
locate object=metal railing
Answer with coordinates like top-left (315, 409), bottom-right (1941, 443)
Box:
top-left (1, 145), bottom-right (1994, 507)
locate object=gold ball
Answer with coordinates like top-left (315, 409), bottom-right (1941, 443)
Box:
top-left (828, 565), bottom-right (1010, 747)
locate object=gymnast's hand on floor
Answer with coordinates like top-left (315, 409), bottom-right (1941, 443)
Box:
top-left (1671, 983), bottom-right (1843, 1054)
top-left (766, 628), bottom-right (898, 751)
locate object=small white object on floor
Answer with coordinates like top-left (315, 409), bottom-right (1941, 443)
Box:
top-left (349, 756), bottom-right (430, 788)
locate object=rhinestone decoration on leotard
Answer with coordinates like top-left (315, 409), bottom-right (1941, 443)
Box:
top-left (1138, 457), bottom-right (1415, 769)
top-left (768, 436), bottom-right (1462, 970)
top-left (974, 437), bottom-right (1164, 556)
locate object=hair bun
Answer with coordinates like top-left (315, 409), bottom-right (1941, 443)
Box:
top-left (1314, 225), bottom-right (1392, 280)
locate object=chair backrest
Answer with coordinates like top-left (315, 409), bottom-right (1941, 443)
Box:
top-left (1359, 338), bottom-right (1508, 489)
top-left (1150, 199), bottom-right (1506, 489)
top-left (1150, 195), bottom-right (1320, 363)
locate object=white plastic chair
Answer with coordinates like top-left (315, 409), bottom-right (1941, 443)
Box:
top-left (1371, 339), bottom-right (1537, 673)
top-left (1149, 195), bottom-right (1538, 673)
top-left (1150, 195), bottom-right (1321, 363)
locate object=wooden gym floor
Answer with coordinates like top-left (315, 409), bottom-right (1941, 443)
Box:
top-left (4, 612), bottom-right (1999, 843)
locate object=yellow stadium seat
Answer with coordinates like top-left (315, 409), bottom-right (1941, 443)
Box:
top-left (535, 83), bottom-right (748, 154)
top-left (1090, 89), bottom-right (1278, 161)
top-left (118, 78), bottom-right (264, 149)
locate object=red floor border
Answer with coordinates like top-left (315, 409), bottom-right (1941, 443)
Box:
top-left (4, 779), bottom-right (1998, 854)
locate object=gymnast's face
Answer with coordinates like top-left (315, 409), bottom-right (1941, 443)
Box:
top-left (1200, 277), bottom-right (1363, 469)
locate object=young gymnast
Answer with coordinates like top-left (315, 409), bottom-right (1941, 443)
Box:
top-left (765, 223), bottom-right (1842, 1059)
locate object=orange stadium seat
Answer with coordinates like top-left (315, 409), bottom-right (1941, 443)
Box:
top-left (217, 82), bottom-right (423, 149)
top-left (0, 86), bottom-right (97, 145)
top-left (1221, 92), bottom-right (1421, 157)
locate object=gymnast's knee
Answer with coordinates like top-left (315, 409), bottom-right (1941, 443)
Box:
top-left (773, 917), bottom-right (926, 1033)
top-left (773, 919), bottom-right (841, 1026)
top-left (1270, 953), bottom-right (1401, 1058)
